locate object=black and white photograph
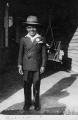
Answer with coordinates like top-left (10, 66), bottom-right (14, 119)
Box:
top-left (0, 0), bottom-right (78, 119)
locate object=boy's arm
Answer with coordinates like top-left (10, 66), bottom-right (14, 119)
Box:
top-left (18, 38), bottom-right (24, 67)
top-left (40, 37), bottom-right (47, 73)
top-left (41, 45), bottom-right (47, 67)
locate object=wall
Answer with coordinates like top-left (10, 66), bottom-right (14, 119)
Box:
top-left (68, 27), bottom-right (78, 72)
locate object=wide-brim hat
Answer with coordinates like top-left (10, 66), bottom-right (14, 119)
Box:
top-left (23, 16), bottom-right (40, 25)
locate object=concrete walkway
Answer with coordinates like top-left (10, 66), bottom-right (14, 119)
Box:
top-left (0, 66), bottom-right (78, 115)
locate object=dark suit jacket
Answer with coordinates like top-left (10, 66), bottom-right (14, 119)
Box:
top-left (18, 34), bottom-right (47, 71)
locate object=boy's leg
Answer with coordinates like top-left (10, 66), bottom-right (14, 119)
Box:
top-left (23, 71), bottom-right (33, 110)
top-left (33, 71), bottom-right (41, 110)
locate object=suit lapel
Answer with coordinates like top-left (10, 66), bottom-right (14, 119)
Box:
top-left (25, 34), bottom-right (41, 51)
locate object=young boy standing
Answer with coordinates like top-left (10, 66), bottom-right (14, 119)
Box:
top-left (18, 16), bottom-right (47, 111)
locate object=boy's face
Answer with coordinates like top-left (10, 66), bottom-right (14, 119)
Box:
top-left (26, 25), bottom-right (37, 37)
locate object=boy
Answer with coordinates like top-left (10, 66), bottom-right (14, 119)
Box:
top-left (18, 16), bottom-right (47, 111)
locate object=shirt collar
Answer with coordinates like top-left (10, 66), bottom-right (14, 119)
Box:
top-left (25, 33), bottom-right (40, 41)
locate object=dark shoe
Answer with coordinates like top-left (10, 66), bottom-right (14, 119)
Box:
top-left (34, 105), bottom-right (41, 111)
top-left (23, 105), bottom-right (30, 111)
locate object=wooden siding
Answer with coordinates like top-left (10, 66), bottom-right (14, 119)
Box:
top-left (68, 28), bottom-right (78, 72)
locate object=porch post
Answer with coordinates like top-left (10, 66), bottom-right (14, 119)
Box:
top-left (4, 2), bottom-right (9, 47)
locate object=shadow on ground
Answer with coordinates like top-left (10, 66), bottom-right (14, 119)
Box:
top-left (1, 107), bottom-right (66, 115)
top-left (40, 73), bottom-right (78, 115)
top-left (44, 73), bottom-right (78, 94)
top-left (1, 101), bottom-right (65, 115)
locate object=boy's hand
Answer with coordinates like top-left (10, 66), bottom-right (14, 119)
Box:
top-left (18, 65), bottom-right (23, 75)
top-left (40, 66), bottom-right (45, 74)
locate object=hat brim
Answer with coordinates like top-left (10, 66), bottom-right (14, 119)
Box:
top-left (23, 22), bottom-right (40, 25)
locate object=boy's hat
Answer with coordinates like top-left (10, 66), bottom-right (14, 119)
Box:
top-left (24, 16), bottom-right (40, 25)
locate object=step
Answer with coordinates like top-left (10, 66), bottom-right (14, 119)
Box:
top-left (72, 61), bottom-right (78, 66)
top-left (68, 46), bottom-right (78, 50)
top-left (68, 51), bottom-right (78, 54)
top-left (68, 54), bottom-right (78, 58)
top-left (72, 34), bottom-right (78, 39)
top-left (69, 44), bottom-right (78, 47)
top-left (72, 64), bottom-right (78, 72)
